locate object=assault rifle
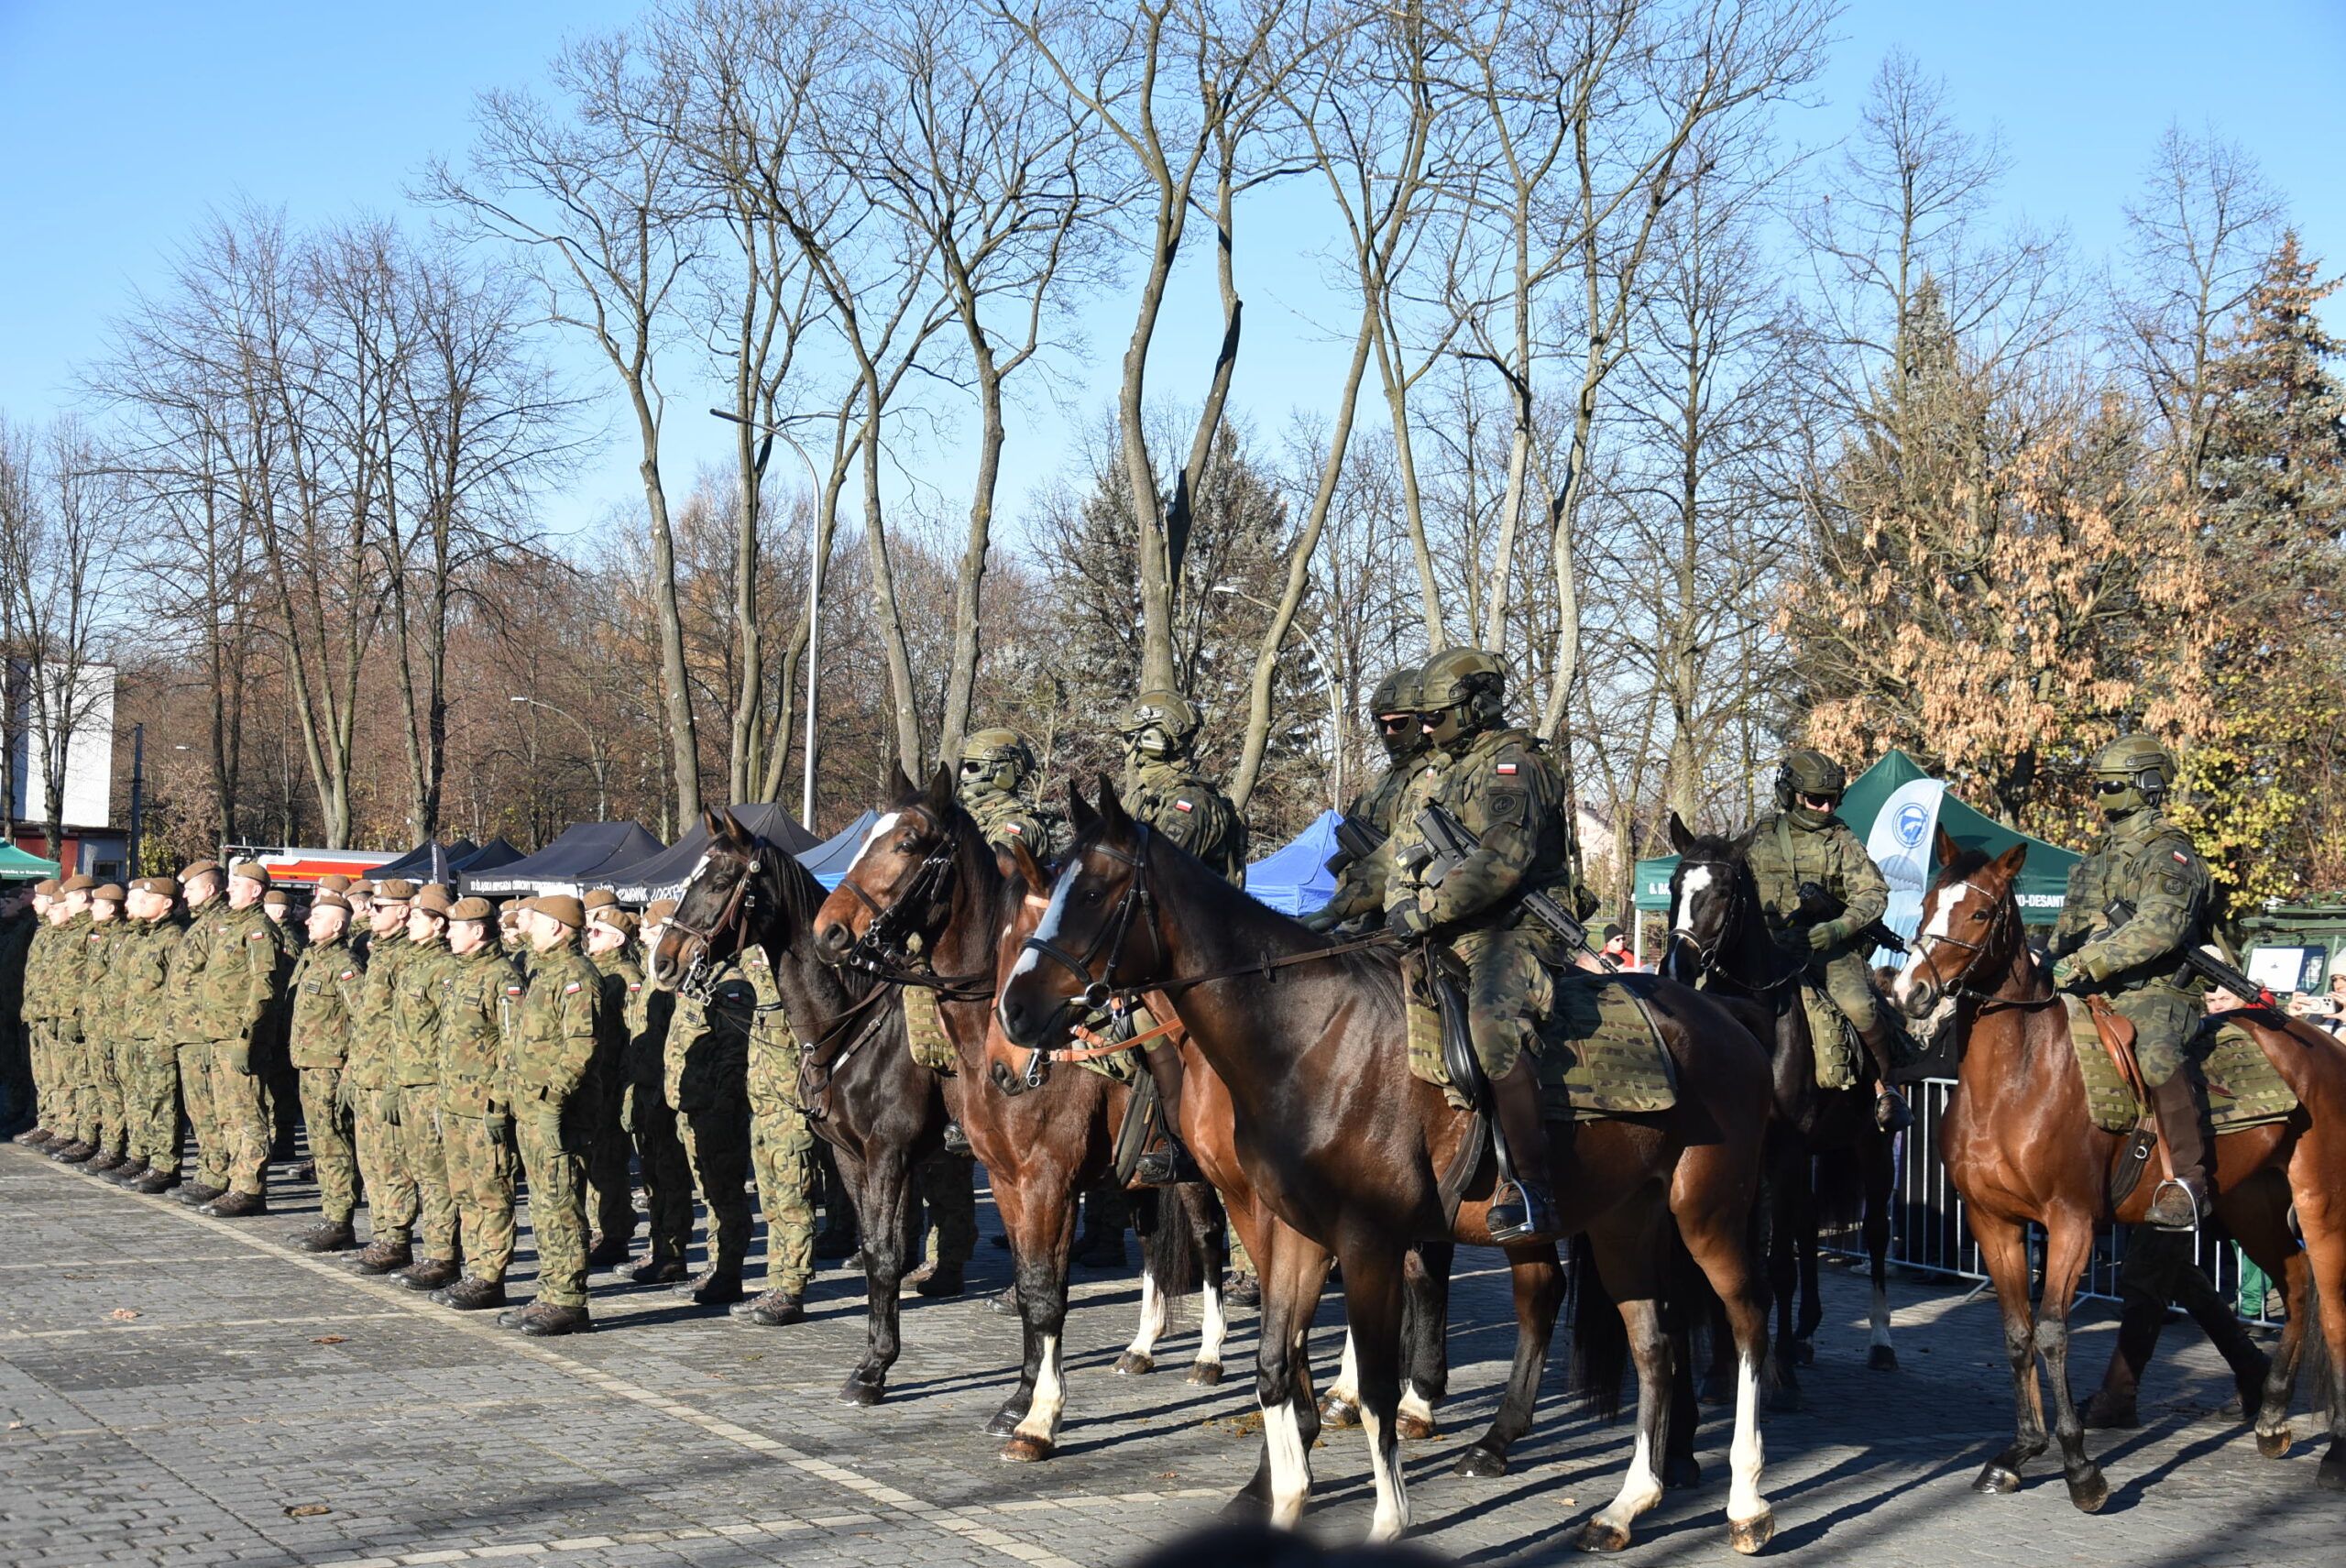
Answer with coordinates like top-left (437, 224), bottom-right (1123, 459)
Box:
top-left (2102, 896), bottom-right (2269, 1003)
top-left (1795, 880), bottom-right (1908, 957)
top-left (1399, 802), bottom-right (1607, 965)
top-left (1328, 811), bottom-right (1385, 872)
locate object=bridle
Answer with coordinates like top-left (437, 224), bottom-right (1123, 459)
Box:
top-left (832, 809), bottom-right (967, 977)
top-left (1665, 857), bottom-right (1803, 994)
top-left (665, 845), bottom-right (763, 1001)
top-left (1911, 878), bottom-right (2055, 1011)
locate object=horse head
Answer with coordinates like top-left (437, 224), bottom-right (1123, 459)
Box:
top-left (812, 762), bottom-right (978, 967)
top-left (652, 805), bottom-right (764, 990)
top-left (1661, 811), bottom-right (1763, 985)
top-left (1894, 828), bottom-right (2030, 1016)
top-left (995, 775), bottom-right (1161, 1051)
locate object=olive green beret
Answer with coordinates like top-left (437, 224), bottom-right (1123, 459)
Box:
top-left (133, 876), bottom-right (181, 899)
top-left (348, 878), bottom-right (376, 896)
top-left (420, 882), bottom-right (452, 905)
top-left (180, 861), bottom-right (221, 882)
top-left (644, 898), bottom-right (679, 922)
top-left (318, 873), bottom-right (353, 894)
top-left (595, 909), bottom-right (639, 937)
top-left (374, 879), bottom-right (417, 902)
top-left (582, 888), bottom-right (619, 910)
top-left (229, 861), bottom-right (269, 886)
top-left (61, 874), bottom-right (97, 893)
top-left (533, 894), bottom-right (586, 930)
top-left (262, 887), bottom-right (291, 906)
top-left (449, 896), bottom-right (495, 923)
top-left (312, 892), bottom-right (350, 913)
top-left (32, 878), bottom-right (60, 895)
top-left (412, 886), bottom-right (454, 916)
top-left (93, 883), bottom-right (126, 903)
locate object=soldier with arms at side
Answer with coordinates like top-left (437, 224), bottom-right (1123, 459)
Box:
top-left (432, 898), bottom-right (523, 1310)
top-left (10, 883), bottom-right (60, 1147)
top-left (284, 892), bottom-right (367, 1251)
top-left (189, 862), bottom-right (291, 1216)
top-left (77, 884), bottom-right (133, 1172)
top-left (386, 887), bottom-right (463, 1290)
top-left (578, 891), bottom-right (638, 1268)
top-left (102, 881), bottom-right (182, 1188)
top-left (495, 894), bottom-right (604, 1336)
top-left (41, 876), bottom-right (99, 1164)
top-left (345, 881), bottom-right (422, 1273)
top-left (625, 901), bottom-right (695, 1283)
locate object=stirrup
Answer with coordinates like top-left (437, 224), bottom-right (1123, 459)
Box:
top-left (1132, 1138), bottom-right (1199, 1188)
top-left (2145, 1176), bottom-right (2203, 1234)
top-left (941, 1121), bottom-right (971, 1157)
top-left (1485, 1178), bottom-right (1560, 1245)
top-left (1875, 1090), bottom-right (1913, 1135)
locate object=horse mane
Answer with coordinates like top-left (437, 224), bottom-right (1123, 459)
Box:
top-left (1936, 847), bottom-right (1994, 884)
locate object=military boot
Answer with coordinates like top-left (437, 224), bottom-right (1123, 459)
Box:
top-left (1857, 1021), bottom-right (1913, 1133)
top-left (82, 1148), bottom-right (126, 1174)
top-left (497, 1300), bottom-right (591, 1336)
top-left (347, 1238), bottom-right (414, 1276)
top-left (1222, 1269), bottom-right (1260, 1308)
top-left (198, 1190), bottom-right (269, 1218)
top-left (941, 1120), bottom-right (972, 1157)
top-left (904, 1261), bottom-right (965, 1299)
top-left (628, 1253), bottom-right (688, 1285)
top-left (1485, 1058), bottom-right (1562, 1245)
top-left (395, 1257), bottom-right (463, 1292)
top-left (176, 1181), bottom-right (224, 1206)
top-left (12, 1126), bottom-right (54, 1147)
top-left (48, 1139), bottom-right (96, 1164)
top-left (987, 1283), bottom-right (1021, 1315)
top-left (2145, 1074), bottom-right (2211, 1232)
top-left (675, 1267), bottom-right (745, 1307)
top-left (586, 1233), bottom-right (632, 1268)
top-left (731, 1288), bottom-right (806, 1326)
top-left (107, 1158), bottom-right (151, 1186)
top-left (130, 1168), bottom-right (182, 1194)
top-left (292, 1219), bottom-right (356, 1253)
top-left (432, 1275), bottom-right (509, 1310)
top-left (1130, 1046), bottom-right (1200, 1186)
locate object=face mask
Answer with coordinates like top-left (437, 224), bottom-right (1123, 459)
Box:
top-left (960, 759), bottom-right (1013, 794)
top-left (2095, 778), bottom-right (2146, 818)
top-left (1421, 703), bottom-right (1473, 750)
top-left (1377, 713), bottom-right (1423, 763)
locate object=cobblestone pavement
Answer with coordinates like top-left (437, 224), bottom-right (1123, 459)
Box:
top-left (4, 1143), bottom-right (2342, 1568)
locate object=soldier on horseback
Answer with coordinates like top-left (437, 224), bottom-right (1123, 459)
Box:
top-left (2048, 735), bottom-right (2212, 1232)
top-left (1744, 750), bottom-right (1911, 1133)
top-left (958, 729), bottom-right (1066, 860)
top-left (1378, 647), bottom-right (1574, 1245)
top-left (1118, 691), bottom-right (1247, 884)
top-left (1305, 663), bottom-right (1423, 934)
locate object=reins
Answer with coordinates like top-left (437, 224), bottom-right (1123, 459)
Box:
top-left (1668, 857), bottom-right (1806, 996)
top-left (831, 806), bottom-right (1003, 1004)
top-left (1916, 879), bottom-right (2061, 1012)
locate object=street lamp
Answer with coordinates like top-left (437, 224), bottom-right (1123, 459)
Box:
top-left (1211, 584), bottom-right (1344, 813)
top-left (510, 696), bottom-right (609, 822)
top-left (712, 408), bottom-right (824, 828)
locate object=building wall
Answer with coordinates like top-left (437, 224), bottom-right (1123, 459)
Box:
top-left (9, 662), bottom-right (115, 830)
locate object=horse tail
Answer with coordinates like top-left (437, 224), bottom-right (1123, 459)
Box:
top-left (1140, 1183), bottom-right (1214, 1303)
top-left (1568, 1233), bottom-right (1629, 1422)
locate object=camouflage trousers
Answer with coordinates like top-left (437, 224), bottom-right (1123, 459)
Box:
top-left (583, 1076), bottom-right (635, 1250)
top-left (917, 1151), bottom-right (977, 1271)
top-left (677, 1094), bottom-right (754, 1276)
top-left (107, 1034), bottom-right (147, 1158)
top-left (1797, 948), bottom-right (1884, 1035)
top-left (88, 1027), bottom-right (126, 1155)
top-left (748, 1088), bottom-right (816, 1297)
top-left (623, 1081), bottom-right (693, 1264)
top-left (53, 1024), bottom-right (95, 1145)
top-left (2109, 985), bottom-right (2201, 1087)
top-left (442, 1106), bottom-right (518, 1282)
top-left (121, 1037), bottom-right (170, 1165)
top-left (22, 1019), bottom-right (54, 1132)
top-left (351, 1086), bottom-right (419, 1245)
top-left (515, 1096), bottom-right (591, 1308)
top-left (395, 1082), bottom-right (459, 1262)
top-left (175, 1038), bottom-right (224, 1187)
top-left (1450, 924), bottom-right (1563, 1082)
top-left (295, 1066), bottom-right (359, 1224)
top-left (210, 1037), bottom-right (273, 1195)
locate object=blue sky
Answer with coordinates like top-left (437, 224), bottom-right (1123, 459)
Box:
top-left (5, 0), bottom-right (2342, 549)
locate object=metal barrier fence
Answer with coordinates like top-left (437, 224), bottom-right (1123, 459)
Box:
top-left (1825, 1077), bottom-right (2282, 1324)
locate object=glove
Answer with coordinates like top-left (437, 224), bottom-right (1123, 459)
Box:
top-left (2051, 954), bottom-right (2093, 992)
top-left (1300, 906), bottom-right (1343, 933)
top-left (1805, 920), bottom-right (1845, 953)
top-left (1386, 899), bottom-right (1430, 940)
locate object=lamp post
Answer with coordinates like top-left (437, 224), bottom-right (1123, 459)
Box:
top-left (126, 722), bottom-right (145, 877)
top-left (509, 696), bottom-right (608, 821)
top-left (711, 408), bottom-right (824, 828)
top-left (1211, 584), bottom-right (1344, 813)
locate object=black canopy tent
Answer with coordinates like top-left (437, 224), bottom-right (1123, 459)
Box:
top-left (599, 804), bottom-right (821, 905)
top-left (462, 821), bottom-right (666, 899)
top-left (371, 839), bottom-right (477, 882)
top-left (451, 838), bottom-right (524, 877)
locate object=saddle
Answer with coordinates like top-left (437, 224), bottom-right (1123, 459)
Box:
top-left (2064, 996), bottom-right (2300, 1203)
top-left (1400, 952), bottom-right (1677, 1120)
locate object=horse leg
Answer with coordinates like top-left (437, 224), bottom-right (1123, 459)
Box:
top-left (1003, 1243), bottom-right (1073, 1462)
top-left (839, 1150), bottom-right (912, 1408)
top-left (1397, 1240), bottom-right (1452, 1440)
top-left (2287, 1170), bottom-right (2346, 1487)
top-left (2032, 1213), bottom-right (2109, 1513)
top-left (2218, 1189), bottom-right (2298, 1450)
top-left (1186, 1182), bottom-right (1230, 1386)
top-left (1338, 1236), bottom-right (1412, 1541)
top-left (1675, 1191), bottom-right (1776, 1554)
top-left (1576, 1221), bottom-right (1672, 1554)
top-left (1116, 1256), bottom-right (1167, 1376)
top-left (1230, 1230), bottom-right (1332, 1524)
top-left (1322, 1331), bottom-right (1362, 1428)
top-left (1968, 1211), bottom-right (2048, 1493)
top-left (1768, 1155), bottom-right (1804, 1412)
top-left (1453, 1241), bottom-right (1562, 1479)
top-left (1863, 1129), bottom-right (1898, 1372)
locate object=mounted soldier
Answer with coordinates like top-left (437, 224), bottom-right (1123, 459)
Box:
top-left (1117, 690), bottom-right (1246, 883)
top-left (2048, 735), bottom-right (2212, 1231)
top-left (957, 728), bottom-right (1065, 861)
top-left (1304, 662), bottom-right (1423, 934)
top-left (1742, 750), bottom-right (1909, 1132)
top-left (1379, 646), bottom-right (1577, 1245)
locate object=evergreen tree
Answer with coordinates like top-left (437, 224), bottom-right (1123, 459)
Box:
top-left (2200, 230), bottom-right (2346, 568)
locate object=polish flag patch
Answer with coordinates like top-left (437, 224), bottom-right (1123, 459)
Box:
top-left (2173, 850), bottom-right (2188, 863)
top-left (1496, 762), bottom-right (1518, 775)
top-left (1175, 798), bottom-right (1194, 812)
top-left (1006, 822), bottom-right (1024, 835)
top-left (564, 981), bottom-right (583, 994)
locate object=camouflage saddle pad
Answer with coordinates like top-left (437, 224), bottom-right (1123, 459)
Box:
top-left (1798, 983), bottom-right (1863, 1092)
top-left (903, 983), bottom-right (957, 1074)
top-left (1403, 965), bottom-right (1677, 1121)
top-left (2063, 997), bottom-right (2299, 1135)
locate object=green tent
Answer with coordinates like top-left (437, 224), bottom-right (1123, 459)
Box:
top-left (0, 843), bottom-right (61, 881)
top-left (1631, 749), bottom-right (2078, 924)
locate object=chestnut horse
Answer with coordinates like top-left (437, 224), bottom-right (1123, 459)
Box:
top-left (808, 767), bottom-right (1229, 1461)
top-left (995, 783), bottom-right (1780, 1550)
top-left (1661, 816), bottom-right (1900, 1403)
top-left (1893, 833), bottom-right (2346, 1504)
top-left (653, 808), bottom-right (951, 1409)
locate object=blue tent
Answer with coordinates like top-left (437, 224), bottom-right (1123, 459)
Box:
top-left (1244, 810), bottom-right (1342, 916)
top-left (796, 809), bottom-right (880, 890)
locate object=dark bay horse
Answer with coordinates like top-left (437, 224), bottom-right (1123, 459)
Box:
top-left (652, 807), bottom-right (949, 1409)
top-left (807, 767), bottom-right (1229, 1461)
top-left (995, 783), bottom-right (1781, 1550)
top-left (1661, 815), bottom-right (1899, 1403)
top-left (1893, 832), bottom-right (2346, 1504)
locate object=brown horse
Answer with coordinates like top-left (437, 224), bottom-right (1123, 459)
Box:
top-left (807, 767), bottom-right (1230, 1461)
top-left (1892, 832), bottom-right (2346, 1503)
top-left (995, 782), bottom-right (1780, 1549)
top-left (1661, 816), bottom-right (1901, 1404)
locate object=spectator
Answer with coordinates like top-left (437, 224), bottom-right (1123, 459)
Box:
top-left (1601, 923), bottom-right (1638, 970)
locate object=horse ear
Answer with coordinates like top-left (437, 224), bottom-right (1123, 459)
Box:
top-left (702, 806), bottom-right (734, 845)
top-left (1731, 823), bottom-right (1760, 859)
top-left (1066, 779), bottom-right (1097, 836)
top-left (1096, 774), bottom-right (1132, 836)
top-left (1993, 841), bottom-right (2029, 878)
top-left (926, 762), bottom-right (957, 817)
top-left (889, 760), bottom-right (916, 802)
top-left (1004, 831), bottom-right (1047, 894)
top-left (1934, 825), bottom-right (1960, 867)
top-left (1667, 811), bottom-right (1693, 853)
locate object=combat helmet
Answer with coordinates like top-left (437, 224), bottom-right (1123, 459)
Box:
top-left (1368, 662), bottom-right (1426, 762)
top-left (1775, 749), bottom-right (1847, 828)
top-left (959, 728), bottom-right (1036, 795)
top-left (1120, 689), bottom-right (1202, 762)
top-left (1417, 647), bottom-right (1507, 748)
top-left (2091, 734), bottom-right (2174, 817)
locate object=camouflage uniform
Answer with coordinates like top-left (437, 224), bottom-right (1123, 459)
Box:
top-left (499, 937), bottom-right (602, 1308)
top-left (623, 965), bottom-right (694, 1269)
top-left (1745, 808), bottom-right (1892, 1036)
top-left (0, 909), bottom-right (34, 1127)
top-left (391, 938), bottom-right (460, 1265)
top-left (48, 911), bottom-right (94, 1147)
top-left (740, 942), bottom-right (816, 1298)
top-left (582, 948), bottom-right (638, 1256)
top-left (2051, 806), bottom-right (2211, 1086)
top-left (194, 899), bottom-right (288, 1197)
top-left (163, 902), bottom-right (222, 1186)
top-left (15, 916), bottom-right (57, 1135)
top-left (1124, 759), bottom-right (1248, 884)
top-left (286, 932), bottom-right (367, 1228)
top-left (113, 910), bottom-right (184, 1172)
top-left (439, 945), bottom-right (521, 1282)
top-left (664, 961), bottom-right (757, 1280)
top-left (80, 914), bottom-right (130, 1159)
top-left (347, 934), bottom-right (421, 1246)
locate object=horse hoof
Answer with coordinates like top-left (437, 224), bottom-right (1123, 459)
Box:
top-left (1868, 1345), bottom-right (1899, 1373)
top-left (983, 1404), bottom-right (1026, 1438)
top-left (1114, 1352), bottom-right (1155, 1376)
top-left (1575, 1519), bottom-right (1632, 1553)
top-left (836, 1376), bottom-right (884, 1409)
top-left (1729, 1509), bottom-right (1775, 1555)
top-left (1766, 1384), bottom-right (1802, 1415)
top-left (1187, 1362), bottom-right (1224, 1387)
top-left (1791, 1339), bottom-right (1814, 1367)
top-left (1972, 1464), bottom-right (2023, 1496)
top-left (2256, 1425), bottom-right (2294, 1459)
top-left (2066, 1468), bottom-right (2109, 1514)
top-left (1452, 1445), bottom-right (1507, 1479)
top-left (2317, 1449), bottom-right (2346, 1491)
top-left (1320, 1394), bottom-right (1362, 1429)
top-left (1221, 1490), bottom-right (1272, 1520)
top-left (998, 1434), bottom-right (1054, 1464)
top-left (1662, 1455), bottom-right (1703, 1490)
